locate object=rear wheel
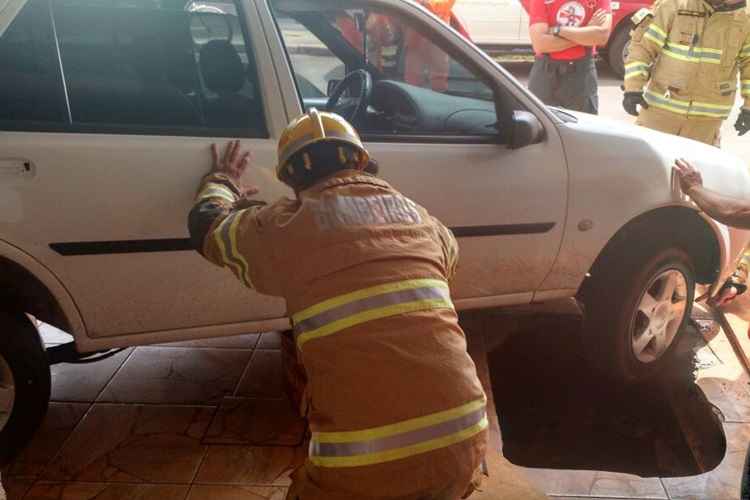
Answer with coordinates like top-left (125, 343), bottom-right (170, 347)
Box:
top-left (579, 245), bottom-right (695, 383)
top-left (0, 312), bottom-right (50, 465)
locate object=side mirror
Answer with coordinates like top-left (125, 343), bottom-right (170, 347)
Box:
top-left (327, 79), bottom-right (342, 97)
top-left (509, 110), bottom-right (544, 150)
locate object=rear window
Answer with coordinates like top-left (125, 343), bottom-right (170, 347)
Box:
top-left (0, 0), bottom-right (269, 137)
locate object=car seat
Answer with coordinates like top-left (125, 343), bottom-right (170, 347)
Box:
top-left (199, 39), bottom-right (262, 130)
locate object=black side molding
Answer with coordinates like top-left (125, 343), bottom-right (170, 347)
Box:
top-left (50, 238), bottom-right (193, 256)
top-left (49, 223), bottom-right (556, 256)
top-left (450, 223), bottom-right (556, 238)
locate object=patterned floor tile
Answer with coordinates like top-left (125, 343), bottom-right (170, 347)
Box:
top-left (256, 333), bottom-right (283, 350)
top-left (158, 334), bottom-right (260, 349)
top-left (97, 347), bottom-right (252, 404)
top-left (24, 482), bottom-right (189, 500)
top-left (51, 350), bottom-right (133, 403)
top-left (662, 423), bottom-right (750, 500)
top-left (194, 446), bottom-right (302, 486)
top-left (235, 351), bottom-right (285, 399)
top-left (43, 404), bottom-right (212, 483)
top-left (204, 398), bottom-right (306, 446)
top-left (6, 403), bottom-right (89, 477)
top-left (187, 485), bottom-right (287, 500)
top-left (521, 468), bottom-right (668, 499)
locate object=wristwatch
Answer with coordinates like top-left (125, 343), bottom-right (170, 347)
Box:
top-left (551, 26), bottom-right (561, 37)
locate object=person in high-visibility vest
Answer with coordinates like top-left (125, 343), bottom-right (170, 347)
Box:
top-left (623, 0), bottom-right (750, 144)
top-left (188, 109), bottom-right (488, 500)
top-left (404, 0), bottom-right (456, 92)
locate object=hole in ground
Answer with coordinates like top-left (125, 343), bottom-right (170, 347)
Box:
top-left (486, 313), bottom-right (726, 477)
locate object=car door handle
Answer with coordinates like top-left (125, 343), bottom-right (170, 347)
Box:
top-left (0, 158), bottom-right (34, 178)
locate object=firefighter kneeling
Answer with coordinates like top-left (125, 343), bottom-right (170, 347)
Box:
top-left (188, 110), bottom-right (488, 500)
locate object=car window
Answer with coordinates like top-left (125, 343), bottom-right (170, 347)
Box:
top-left (0, 0), bottom-right (68, 126)
top-left (271, 2), bottom-right (499, 140)
top-left (275, 15), bottom-right (341, 99)
top-left (1, 0), bottom-right (268, 136)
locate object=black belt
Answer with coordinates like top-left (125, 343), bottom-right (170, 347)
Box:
top-left (537, 49), bottom-right (593, 75)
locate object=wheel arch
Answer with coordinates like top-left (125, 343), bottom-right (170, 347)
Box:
top-left (0, 241), bottom-right (85, 338)
top-left (586, 206), bottom-right (721, 288)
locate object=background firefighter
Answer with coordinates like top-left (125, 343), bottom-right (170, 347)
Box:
top-left (623, 0), bottom-right (750, 303)
top-left (404, 0), bottom-right (456, 91)
top-left (336, 13), bottom-right (401, 76)
top-left (187, 110), bottom-right (488, 500)
top-left (623, 0), bottom-right (750, 143)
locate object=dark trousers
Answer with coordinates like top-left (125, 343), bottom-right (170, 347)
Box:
top-left (528, 54), bottom-right (599, 114)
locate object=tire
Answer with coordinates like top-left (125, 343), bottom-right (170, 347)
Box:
top-left (0, 312), bottom-right (50, 466)
top-left (607, 25), bottom-right (632, 78)
top-left (578, 245), bottom-right (695, 384)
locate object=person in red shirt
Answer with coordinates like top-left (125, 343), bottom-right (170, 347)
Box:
top-left (527, 0), bottom-right (613, 113)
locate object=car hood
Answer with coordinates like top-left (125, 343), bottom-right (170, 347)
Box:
top-left (559, 110), bottom-right (750, 202)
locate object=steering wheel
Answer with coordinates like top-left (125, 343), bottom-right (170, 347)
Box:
top-left (326, 69), bottom-right (372, 126)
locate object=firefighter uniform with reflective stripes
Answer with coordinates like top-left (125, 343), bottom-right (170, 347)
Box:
top-left (624, 0), bottom-right (750, 145)
top-left (189, 169), bottom-right (487, 499)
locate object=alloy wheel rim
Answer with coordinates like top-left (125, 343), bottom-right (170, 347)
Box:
top-left (631, 269), bottom-right (688, 364)
top-left (0, 354), bottom-right (15, 431)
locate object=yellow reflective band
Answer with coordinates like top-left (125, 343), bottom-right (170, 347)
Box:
top-left (625, 61), bottom-right (649, 69)
top-left (296, 297), bottom-right (453, 349)
top-left (648, 23), bottom-right (667, 40)
top-left (644, 90), bottom-right (731, 118)
top-left (197, 184), bottom-right (236, 204)
top-left (314, 398), bottom-right (487, 444)
top-left (214, 216), bottom-right (245, 284)
top-left (688, 109), bottom-right (729, 118)
top-left (228, 210), bottom-right (253, 288)
top-left (625, 69), bottom-right (649, 80)
top-left (644, 90), bottom-right (689, 115)
top-left (293, 279), bottom-right (448, 323)
top-left (644, 32), bottom-right (665, 47)
top-left (662, 43), bottom-right (722, 64)
top-left (310, 417), bottom-right (488, 468)
top-left (691, 99), bottom-right (732, 111)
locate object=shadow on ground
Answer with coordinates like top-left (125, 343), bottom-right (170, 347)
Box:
top-left (482, 313), bottom-right (726, 478)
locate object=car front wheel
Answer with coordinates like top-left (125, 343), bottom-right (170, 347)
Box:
top-left (578, 246), bottom-right (695, 383)
top-left (0, 312), bottom-right (50, 465)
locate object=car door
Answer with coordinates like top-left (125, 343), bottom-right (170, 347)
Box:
top-left (453, 0), bottom-right (521, 45)
top-left (266, 0), bottom-right (568, 304)
top-left (0, 0), bottom-right (292, 345)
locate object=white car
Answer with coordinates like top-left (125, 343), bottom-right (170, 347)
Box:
top-left (0, 0), bottom-right (748, 463)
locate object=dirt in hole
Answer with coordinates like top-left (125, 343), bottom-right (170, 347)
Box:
top-left (486, 314), bottom-right (726, 477)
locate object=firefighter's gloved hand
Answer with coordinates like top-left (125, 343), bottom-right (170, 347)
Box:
top-left (735, 109), bottom-right (750, 136)
top-left (623, 91), bottom-right (648, 117)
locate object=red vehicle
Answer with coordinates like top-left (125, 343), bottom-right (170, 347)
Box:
top-left (453, 0), bottom-right (653, 76)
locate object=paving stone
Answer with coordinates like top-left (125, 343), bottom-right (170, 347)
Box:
top-left (187, 485), bottom-right (287, 500)
top-left (51, 349), bottom-right (133, 403)
top-left (24, 482), bottom-right (189, 500)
